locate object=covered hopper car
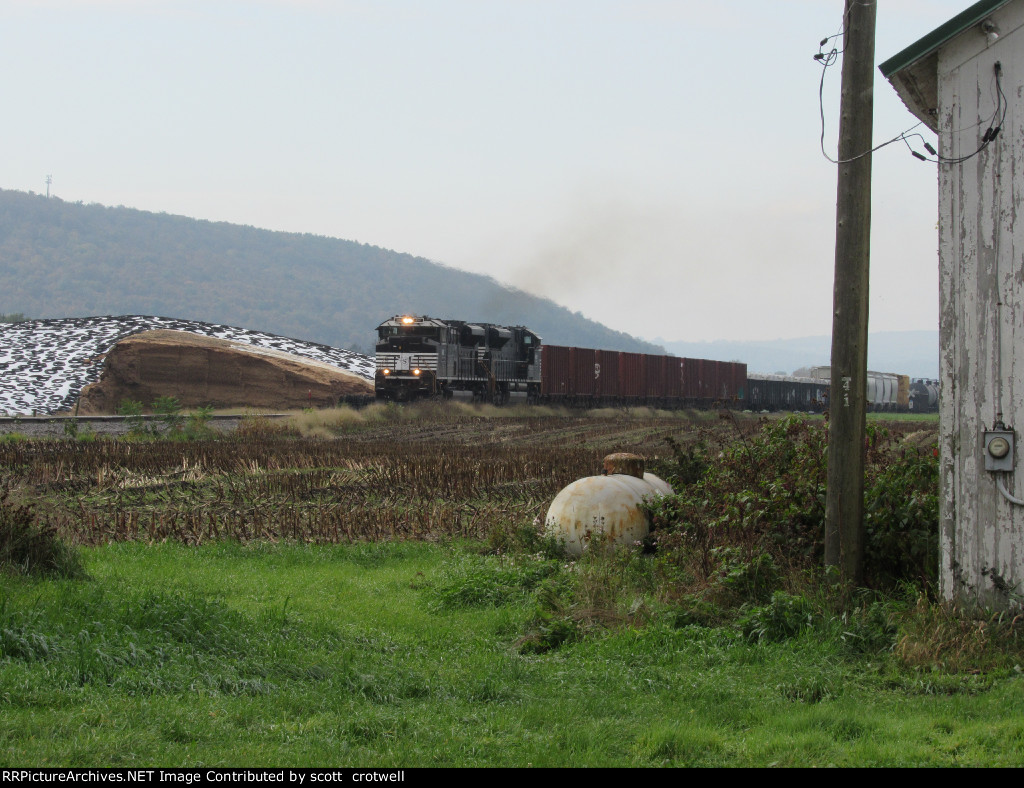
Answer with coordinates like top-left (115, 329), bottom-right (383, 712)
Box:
top-left (806, 366), bottom-right (911, 412)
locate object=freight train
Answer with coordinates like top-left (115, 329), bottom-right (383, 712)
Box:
top-left (373, 315), bottom-right (937, 412)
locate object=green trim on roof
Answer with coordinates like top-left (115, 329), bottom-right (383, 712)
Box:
top-left (879, 0), bottom-right (1012, 77)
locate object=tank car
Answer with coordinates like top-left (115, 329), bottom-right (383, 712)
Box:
top-left (374, 315), bottom-right (541, 403)
top-left (909, 378), bottom-right (940, 413)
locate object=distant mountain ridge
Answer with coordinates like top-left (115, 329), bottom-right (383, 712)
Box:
top-left (654, 330), bottom-right (939, 380)
top-left (0, 189), bottom-right (662, 355)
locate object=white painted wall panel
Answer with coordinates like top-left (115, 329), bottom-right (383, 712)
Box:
top-left (938, 1), bottom-right (1024, 606)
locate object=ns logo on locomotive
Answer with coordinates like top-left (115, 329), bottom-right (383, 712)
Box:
top-left (373, 315), bottom-right (937, 412)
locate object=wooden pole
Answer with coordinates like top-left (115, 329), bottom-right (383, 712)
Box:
top-left (825, 0), bottom-right (876, 587)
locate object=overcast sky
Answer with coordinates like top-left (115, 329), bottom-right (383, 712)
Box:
top-left (0, 0), bottom-right (969, 343)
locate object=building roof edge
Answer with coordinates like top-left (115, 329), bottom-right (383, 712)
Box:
top-left (879, 0), bottom-right (1012, 78)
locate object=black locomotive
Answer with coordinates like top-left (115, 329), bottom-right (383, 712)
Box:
top-left (374, 315), bottom-right (541, 404)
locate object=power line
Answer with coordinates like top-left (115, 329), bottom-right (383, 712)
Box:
top-left (816, 19), bottom-right (1007, 167)
top-left (815, 21), bottom-right (927, 165)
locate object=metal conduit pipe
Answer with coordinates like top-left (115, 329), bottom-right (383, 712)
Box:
top-left (996, 474), bottom-right (1024, 506)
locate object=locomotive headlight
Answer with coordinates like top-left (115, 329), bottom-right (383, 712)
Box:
top-left (413, 368), bottom-right (422, 376)
top-left (401, 316), bottom-right (415, 324)
top-left (382, 369), bottom-right (391, 376)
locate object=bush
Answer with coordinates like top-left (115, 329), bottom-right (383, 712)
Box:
top-left (648, 416), bottom-right (939, 597)
top-left (62, 419), bottom-right (97, 442)
top-left (715, 548), bottom-right (779, 603)
top-left (658, 434), bottom-right (709, 487)
top-left (117, 399), bottom-right (149, 437)
top-left (838, 598), bottom-right (900, 656)
top-left (516, 546), bottom-right (659, 652)
top-left (647, 417), bottom-right (828, 592)
top-left (152, 396), bottom-right (184, 435)
top-left (183, 405), bottom-right (217, 440)
top-left (0, 491), bottom-right (87, 579)
top-left (863, 450), bottom-right (939, 588)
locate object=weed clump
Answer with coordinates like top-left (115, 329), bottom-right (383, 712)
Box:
top-left (427, 553), bottom-right (558, 612)
top-left (0, 491), bottom-right (87, 579)
top-left (892, 595), bottom-right (1024, 673)
top-left (516, 545), bottom-right (659, 653)
top-left (647, 416), bottom-right (939, 606)
top-left (737, 591), bottom-right (818, 643)
top-left (236, 412), bottom-right (295, 439)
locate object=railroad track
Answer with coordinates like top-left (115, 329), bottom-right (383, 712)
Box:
top-left (0, 413), bottom-right (288, 438)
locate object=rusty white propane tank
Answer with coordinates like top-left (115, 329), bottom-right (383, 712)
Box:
top-left (544, 453), bottom-right (673, 556)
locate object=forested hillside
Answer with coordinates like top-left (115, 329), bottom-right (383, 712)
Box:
top-left (0, 189), bottom-right (661, 354)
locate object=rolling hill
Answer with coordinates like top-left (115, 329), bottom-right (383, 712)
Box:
top-left (0, 189), bottom-right (662, 355)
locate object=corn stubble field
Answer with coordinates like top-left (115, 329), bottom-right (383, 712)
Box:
top-left (4, 405), bottom-right (681, 545)
top-left (2, 403), bottom-right (1023, 767)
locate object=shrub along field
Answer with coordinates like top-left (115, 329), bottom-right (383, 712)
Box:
top-left (1, 403), bottom-right (1022, 767)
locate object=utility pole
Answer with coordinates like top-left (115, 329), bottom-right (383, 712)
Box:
top-left (825, 0), bottom-right (876, 587)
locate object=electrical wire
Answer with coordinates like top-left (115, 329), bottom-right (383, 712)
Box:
top-left (816, 43), bottom-right (927, 165)
top-left (815, 8), bottom-right (1005, 168)
top-left (814, 4), bottom-right (924, 166)
top-left (927, 62), bottom-right (1008, 165)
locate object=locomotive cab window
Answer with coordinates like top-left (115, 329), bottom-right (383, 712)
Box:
top-left (377, 324), bottom-right (441, 353)
top-left (488, 327), bottom-right (512, 348)
top-left (399, 327), bottom-right (440, 339)
top-left (460, 326), bottom-right (486, 346)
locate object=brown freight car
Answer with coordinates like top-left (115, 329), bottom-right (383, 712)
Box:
top-left (596, 349), bottom-right (620, 398)
top-left (540, 344), bottom-right (746, 408)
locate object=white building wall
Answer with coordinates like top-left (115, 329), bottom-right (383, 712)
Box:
top-left (938, 1), bottom-right (1024, 606)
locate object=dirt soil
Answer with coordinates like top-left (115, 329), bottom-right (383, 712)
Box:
top-left (76, 330), bottom-right (373, 414)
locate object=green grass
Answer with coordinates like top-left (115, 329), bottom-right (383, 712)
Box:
top-left (1, 541), bottom-right (1021, 767)
top-left (868, 412), bottom-right (939, 423)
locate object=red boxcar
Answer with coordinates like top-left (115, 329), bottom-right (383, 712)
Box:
top-left (540, 345), bottom-right (572, 398)
top-left (595, 349), bottom-right (620, 398)
top-left (541, 344), bottom-right (746, 407)
top-left (702, 359), bottom-right (721, 400)
top-left (643, 355), bottom-right (664, 400)
top-left (570, 346), bottom-right (598, 398)
top-left (618, 352), bottom-right (644, 399)
top-left (726, 363), bottom-right (747, 403)
top-left (681, 358), bottom-right (700, 400)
